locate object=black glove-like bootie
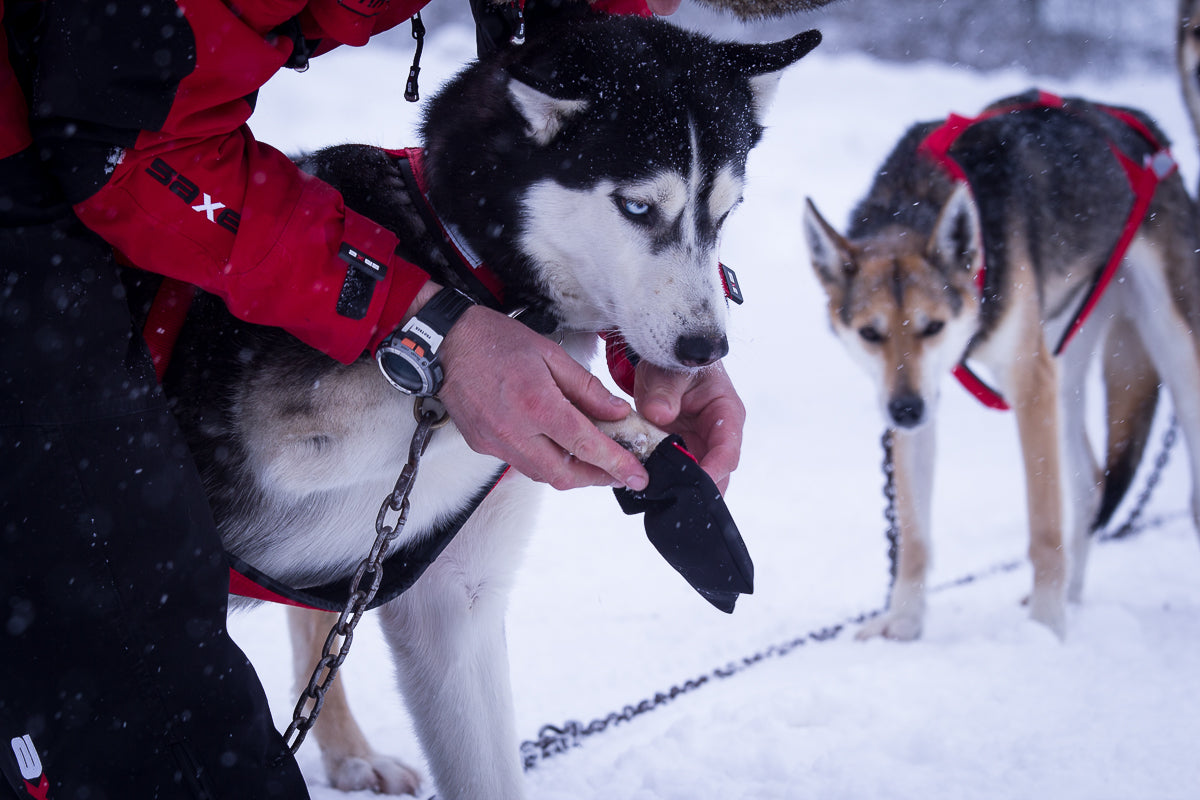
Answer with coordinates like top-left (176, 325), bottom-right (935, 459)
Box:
top-left (614, 435), bottom-right (754, 613)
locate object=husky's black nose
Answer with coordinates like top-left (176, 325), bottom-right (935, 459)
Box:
top-left (888, 394), bottom-right (925, 428)
top-left (675, 333), bottom-right (729, 367)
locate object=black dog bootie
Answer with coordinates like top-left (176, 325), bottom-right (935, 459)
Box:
top-left (614, 435), bottom-right (754, 613)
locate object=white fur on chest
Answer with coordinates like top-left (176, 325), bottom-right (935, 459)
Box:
top-left (231, 360), bottom-right (520, 587)
top-left (230, 333), bottom-right (608, 589)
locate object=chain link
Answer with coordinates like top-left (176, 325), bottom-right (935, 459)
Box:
top-left (880, 429), bottom-right (899, 601)
top-left (1097, 414), bottom-right (1179, 541)
top-left (518, 617), bottom-right (861, 771)
top-left (283, 400), bottom-right (445, 754)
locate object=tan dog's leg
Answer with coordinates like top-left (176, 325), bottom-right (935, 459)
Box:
top-left (857, 422), bottom-right (934, 641)
top-left (1010, 340), bottom-right (1068, 638)
top-left (287, 606), bottom-right (422, 795)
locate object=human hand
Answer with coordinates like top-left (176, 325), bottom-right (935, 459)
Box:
top-left (436, 305), bottom-right (650, 491)
top-left (632, 360), bottom-right (745, 494)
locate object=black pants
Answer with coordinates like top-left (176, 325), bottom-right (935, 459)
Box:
top-left (0, 171), bottom-right (309, 798)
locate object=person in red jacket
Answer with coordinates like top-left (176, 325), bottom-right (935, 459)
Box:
top-left (0, 0), bottom-right (746, 797)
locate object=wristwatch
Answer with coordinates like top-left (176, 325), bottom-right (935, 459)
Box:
top-left (376, 287), bottom-right (475, 396)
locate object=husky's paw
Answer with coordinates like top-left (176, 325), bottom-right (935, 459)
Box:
top-left (856, 610), bottom-right (923, 642)
top-left (596, 413), bottom-right (669, 462)
top-left (325, 752), bottom-right (421, 796)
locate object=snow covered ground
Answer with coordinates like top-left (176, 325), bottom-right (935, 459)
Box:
top-left (232, 17), bottom-right (1200, 800)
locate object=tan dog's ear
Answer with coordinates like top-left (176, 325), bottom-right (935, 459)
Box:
top-left (926, 183), bottom-right (983, 280)
top-left (803, 197), bottom-right (855, 296)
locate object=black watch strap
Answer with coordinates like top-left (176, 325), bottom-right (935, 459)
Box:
top-left (415, 286), bottom-right (475, 344)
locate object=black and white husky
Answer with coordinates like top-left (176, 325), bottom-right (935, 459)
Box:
top-left (148, 12), bottom-right (819, 799)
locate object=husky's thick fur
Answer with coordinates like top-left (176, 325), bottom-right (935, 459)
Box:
top-left (803, 91), bottom-right (1200, 641)
top-left (149, 13), bottom-right (818, 798)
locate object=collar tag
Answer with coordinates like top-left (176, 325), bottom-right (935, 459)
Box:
top-left (720, 262), bottom-right (744, 305)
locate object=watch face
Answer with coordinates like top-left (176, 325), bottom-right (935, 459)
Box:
top-left (377, 329), bottom-right (446, 396)
top-left (378, 349), bottom-right (427, 394)
top-left (377, 289), bottom-right (469, 397)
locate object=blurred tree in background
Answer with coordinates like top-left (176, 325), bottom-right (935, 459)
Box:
top-left (382, 0), bottom-right (1177, 77)
top-left (682, 0), bottom-right (1177, 76)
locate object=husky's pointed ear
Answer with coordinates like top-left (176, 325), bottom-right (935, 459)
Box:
top-left (803, 197), bottom-right (854, 292)
top-left (927, 183), bottom-right (983, 278)
top-left (507, 79), bottom-right (589, 146)
top-left (720, 30), bottom-right (821, 123)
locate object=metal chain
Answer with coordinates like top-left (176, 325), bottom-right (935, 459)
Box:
top-left (518, 553), bottom-right (1040, 772)
top-left (518, 616), bottom-right (861, 771)
top-left (283, 400), bottom-right (444, 754)
top-left (1096, 414), bottom-right (1179, 541)
top-left (880, 429), bottom-right (899, 599)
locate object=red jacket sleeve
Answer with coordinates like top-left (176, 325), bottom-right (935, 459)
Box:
top-left (33, 0), bottom-right (428, 364)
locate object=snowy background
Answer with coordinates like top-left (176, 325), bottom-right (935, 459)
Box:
top-left (230, 10), bottom-right (1200, 799)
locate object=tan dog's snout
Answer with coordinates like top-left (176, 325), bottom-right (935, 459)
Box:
top-left (887, 391), bottom-right (926, 428)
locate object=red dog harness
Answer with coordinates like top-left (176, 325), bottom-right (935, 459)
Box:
top-left (917, 90), bottom-right (1178, 410)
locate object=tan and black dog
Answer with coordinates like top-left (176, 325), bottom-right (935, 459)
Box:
top-left (804, 90), bottom-right (1200, 641)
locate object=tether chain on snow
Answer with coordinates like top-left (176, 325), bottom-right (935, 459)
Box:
top-left (518, 612), bottom-right (864, 771)
top-left (518, 558), bottom-right (1035, 771)
top-left (518, 413), bottom-right (1185, 772)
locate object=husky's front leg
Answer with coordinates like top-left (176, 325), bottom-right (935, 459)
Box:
top-left (857, 422), bottom-right (935, 641)
top-left (287, 606), bottom-right (422, 794)
top-left (375, 477), bottom-right (538, 800)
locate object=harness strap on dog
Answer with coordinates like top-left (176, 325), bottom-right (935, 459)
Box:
top-left (386, 148), bottom-right (511, 304)
top-left (920, 90), bottom-right (1177, 410)
top-left (390, 147), bottom-right (563, 336)
top-left (228, 467), bottom-right (507, 612)
top-left (1058, 127), bottom-right (1176, 354)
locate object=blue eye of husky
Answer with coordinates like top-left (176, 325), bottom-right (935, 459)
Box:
top-left (616, 196), bottom-right (652, 220)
